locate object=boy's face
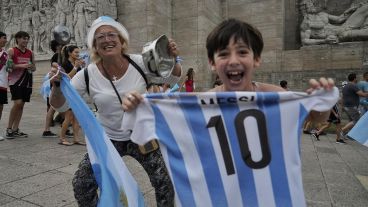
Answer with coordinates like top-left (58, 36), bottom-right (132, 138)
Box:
top-left (209, 37), bottom-right (261, 91)
top-left (0, 36), bottom-right (7, 48)
top-left (16, 36), bottom-right (30, 48)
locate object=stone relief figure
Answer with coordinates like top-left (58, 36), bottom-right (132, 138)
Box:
top-left (0, 0), bottom-right (116, 54)
top-left (39, 10), bottom-right (48, 53)
top-left (44, 4), bottom-right (57, 53)
top-left (21, 0), bottom-right (33, 49)
top-left (73, 0), bottom-right (87, 49)
top-left (97, 0), bottom-right (117, 20)
top-left (85, 0), bottom-right (98, 27)
top-left (32, 7), bottom-right (42, 53)
top-left (338, 2), bottom-right (368, 41)
top-left (300, 0), bottom-right (368, 45)
top-left (56, 0), bottom-right (74, 39)
top-left (3, 0), bottom-right (21, 48)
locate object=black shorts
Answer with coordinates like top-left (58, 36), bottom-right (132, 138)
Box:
top-left (327, 112), bottom-right (341, 124)
top-left (10, 85), bottom-right (32, 102)
top-left (0, 90), bottom-right (8, 104)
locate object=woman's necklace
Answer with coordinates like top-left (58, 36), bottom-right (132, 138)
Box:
top-left (102, 60), bottom-right (125, 82)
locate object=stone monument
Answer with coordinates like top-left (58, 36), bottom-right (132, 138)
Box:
top-left (0, 0), bottom-right (116, 57)
top-left (0, 0), bottom-right (367, 91)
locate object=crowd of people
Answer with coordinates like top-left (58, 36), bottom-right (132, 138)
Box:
top-left (0, 15), bottom-right (365, 206)
top-left (302, 72), bottom-right (368, 143)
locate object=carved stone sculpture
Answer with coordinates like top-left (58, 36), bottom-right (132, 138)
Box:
top-left (300, 0), bottom-right (368, 45)
top-left (74, 0), bottom-right (87, 49)
top-left (0, 0), bottom-right (117, 56)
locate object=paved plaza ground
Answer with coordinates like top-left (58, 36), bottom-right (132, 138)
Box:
top-left (0, 96), bottom-right (367, 207)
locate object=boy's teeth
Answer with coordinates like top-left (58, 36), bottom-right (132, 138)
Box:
top-left (229, 71), bottom-right (240, 75)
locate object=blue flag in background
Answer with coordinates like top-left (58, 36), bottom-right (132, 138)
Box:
top-left (348, 112), bottom-right (368, 147)
top-left (58, 74), bottom-right (145, 207)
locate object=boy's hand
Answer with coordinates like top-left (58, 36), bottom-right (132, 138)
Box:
top-left (306, 77), bottom-right (334, 94)
top-left (168, 39), bottom-right (179, 57)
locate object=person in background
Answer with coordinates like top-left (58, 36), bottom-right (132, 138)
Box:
top-left (311, 104), bottom-right (346, 144)
top-left (58, 45), bottom-right (85, 146)
top-left (0, 32), bottom-right (8, 141)
top-left (6, 31), bottom-right (35, 138)
top-left (280, 80), bottom-right (289, 90)
top-left (41, 40), bottom-right (61, 138)
top-left (357, 71), bottom-right (368, 114)
top-left (340, 73), bottom-right (368, 138)
top-left (180, 67), bottom-right (195, 92)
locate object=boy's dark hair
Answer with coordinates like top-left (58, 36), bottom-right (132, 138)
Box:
top-left (206, 18), bottom-right (263, 62)
top-left (50, 40), bottom-right (61, 53)
top-left (348, 73), bottom-right (356, 81)
top-left (0, 32), bottom-right (6, 38)
top-left (280, 80), bottom-right (288, 88)
top-left (14, 31), bottom-right (30, 44)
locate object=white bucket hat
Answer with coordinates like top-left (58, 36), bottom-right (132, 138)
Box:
top-left (87, 16), bottom-right (129, 49)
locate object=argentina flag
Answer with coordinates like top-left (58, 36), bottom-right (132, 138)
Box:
top-left (40, 74), bottom-right (51, 102)
top-left (348, 112), bottom-right (368, 147)
top-left (58, 74), bottom-right (145, 207)
top-left (124, 88), bottom-right (339, 207)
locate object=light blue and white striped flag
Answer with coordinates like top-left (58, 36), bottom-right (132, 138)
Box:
top-left (58, 74), bottom-right (145, 207)
top-left (124, 88), bottom-right (339, 207)
top-left (348, 112), bottom-right (368, 147)
top-left (40, 74), bottom-right (51, 102)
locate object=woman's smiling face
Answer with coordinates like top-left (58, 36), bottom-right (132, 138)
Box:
top-left (94, 25), bottom-right (123, 58)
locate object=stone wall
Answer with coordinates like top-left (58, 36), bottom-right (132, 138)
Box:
top-left (2, 0), bottom-right (368, 93)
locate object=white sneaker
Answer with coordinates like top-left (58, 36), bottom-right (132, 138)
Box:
top-left (0, 135), bottom-right (4, 141)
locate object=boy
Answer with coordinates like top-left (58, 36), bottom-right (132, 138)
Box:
top-left (206, 19), bottom-right (333, 96)
top-left (6, 31), bottom-right (35, 138)
top-left (122, 18), bottom-right (337, 207)
top-left (0, 32), bottom-right (8, 141)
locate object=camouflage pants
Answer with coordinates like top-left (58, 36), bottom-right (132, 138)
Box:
top-left (72, 140), bottom-right (174, 207)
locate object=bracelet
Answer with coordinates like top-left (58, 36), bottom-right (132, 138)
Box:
top-left (175, 56), bottom-right (183, 64)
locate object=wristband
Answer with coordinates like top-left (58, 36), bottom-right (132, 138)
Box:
top-left (175, 56), bottom-right (183, 64)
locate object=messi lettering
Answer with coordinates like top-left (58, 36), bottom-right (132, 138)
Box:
top-left (201, 95), bottom-right (255, 105)
top-left (207, 109), bottom-right (271, 175)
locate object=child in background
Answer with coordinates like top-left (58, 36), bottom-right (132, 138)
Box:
top-left (0, 32), bottom-right (8, 141)
top-left (180, 68), bottom-right (195, 92)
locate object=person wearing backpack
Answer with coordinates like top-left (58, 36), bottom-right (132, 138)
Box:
top-left (49, 16), bottom-right (181, 207)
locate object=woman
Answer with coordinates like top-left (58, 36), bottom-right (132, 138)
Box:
top-left (49, 16), bottom-right (180, 206)
top-left (58, 45), bottom-right (85, 146)
top-left (180, 67), bottom-right (195, 92)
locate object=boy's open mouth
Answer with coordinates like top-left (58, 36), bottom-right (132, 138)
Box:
top-left (227, 71), bottom-right (244, 82)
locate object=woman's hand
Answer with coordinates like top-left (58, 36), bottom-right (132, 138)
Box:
top-left (168, 39), bottom-right (179, 57)
top-left (122, 91), bottom-right (144, 112)
top-left (75, 59), bottom-right (85, 68)
top-left (306, 77), bottom-right (334, 94)
top-left (49, 63), bottom-right (62, 86)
